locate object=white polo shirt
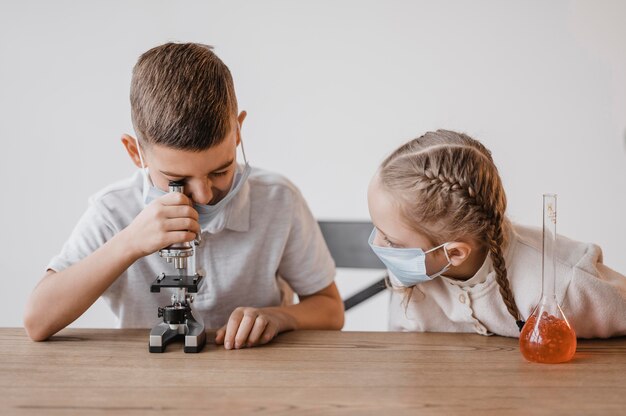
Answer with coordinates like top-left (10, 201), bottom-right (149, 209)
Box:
top-left (47, 166), bottom-right (336, 329)
top-left (389, 223), bottom-right (626, 338)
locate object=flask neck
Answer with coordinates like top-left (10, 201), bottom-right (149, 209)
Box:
top-left (542, 194), bottom-right (557, 300)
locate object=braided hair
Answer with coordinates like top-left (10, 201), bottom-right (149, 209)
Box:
top-left (379, 130), bottom-right (525, 330)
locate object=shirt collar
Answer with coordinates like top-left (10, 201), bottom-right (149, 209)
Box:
top-left (442, 255), bottom-right (493, 288)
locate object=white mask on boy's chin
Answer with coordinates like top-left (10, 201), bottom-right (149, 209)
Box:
top-left (134, 128), bottom-right (252, 232)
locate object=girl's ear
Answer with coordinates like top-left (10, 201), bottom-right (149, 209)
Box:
top-left (121, 134), bottom-right (144, 168)
top-left (444, 241), bottom-right (473, 267)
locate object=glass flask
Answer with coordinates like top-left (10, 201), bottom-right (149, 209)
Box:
top-left (519, 193), bottom-right (577, 363)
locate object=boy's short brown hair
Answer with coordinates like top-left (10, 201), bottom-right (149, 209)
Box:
top-left (130, 42), bottom-right (238, 151)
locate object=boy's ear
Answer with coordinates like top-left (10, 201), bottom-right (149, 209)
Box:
top-left (236, 111), bottom-right (247, 146)
top-left (121, 134), bottom-right (144, 169)
top-left (444, 241), bottom-right (473, 267)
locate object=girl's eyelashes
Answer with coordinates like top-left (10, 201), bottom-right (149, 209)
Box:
top-left (212, 171), bottom-right (228, 177)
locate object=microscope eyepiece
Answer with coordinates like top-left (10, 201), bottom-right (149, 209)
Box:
top-left (168, 180), bottom-right (185, 194)
top-left (168, 180), bottom-right (185, 187)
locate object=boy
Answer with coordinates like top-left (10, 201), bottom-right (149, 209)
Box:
top-left (24, 43), bottom-right (344, 349)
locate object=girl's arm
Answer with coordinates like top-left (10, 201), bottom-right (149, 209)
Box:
top-left (562, 246), bottom-right (626, 338)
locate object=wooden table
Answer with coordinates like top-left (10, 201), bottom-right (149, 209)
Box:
top-left (1, 328), bottom-right (625, 415)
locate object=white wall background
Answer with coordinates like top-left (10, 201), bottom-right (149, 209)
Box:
top-left (1, 0), bottom-right (625, 331)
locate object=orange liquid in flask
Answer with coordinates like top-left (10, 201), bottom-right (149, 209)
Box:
top-left (519, 194), bottom-right (576, 364)
top-left (519, 311), bottom-right (576, 363)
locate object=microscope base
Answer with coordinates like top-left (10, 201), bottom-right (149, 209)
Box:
top-left (149, 319), bottom-right (206, 353)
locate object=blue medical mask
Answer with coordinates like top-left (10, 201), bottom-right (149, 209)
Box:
top-left (368, 229), bottom-right (452, 286)
top-left (135, 128), bottom-right (251, 230)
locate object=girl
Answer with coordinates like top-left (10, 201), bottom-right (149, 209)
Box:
top-left (368, 130), bottom-right (626, 337)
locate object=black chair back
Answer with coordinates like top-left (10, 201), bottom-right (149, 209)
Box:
top-left (318, 221), bottom-right (388, 311)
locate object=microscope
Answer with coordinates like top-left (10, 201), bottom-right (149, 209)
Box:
top-left (149, 180), bottom-right (206, 353)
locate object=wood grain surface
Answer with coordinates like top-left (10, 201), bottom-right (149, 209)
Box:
top-left (1, 328), bottom-right (625, 415)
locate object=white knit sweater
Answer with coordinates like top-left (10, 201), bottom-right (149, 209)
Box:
top-left (388, 223), bottom-right (626, 338)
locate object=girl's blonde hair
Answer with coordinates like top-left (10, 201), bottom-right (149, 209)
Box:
top-left (379, 130), bottom-right (524, 329)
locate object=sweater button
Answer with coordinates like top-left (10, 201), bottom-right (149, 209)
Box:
top-left (458, 294), bottom-right (466, 304)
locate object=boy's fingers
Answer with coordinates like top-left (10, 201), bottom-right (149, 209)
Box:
top-left (224, 308), bottom-right (245, 350)
top-left (164, 231), bottom-right (198, 247)
top-left (164, 218), bottom-right (200, 235)
top-left (215, 326), bottom-right (226, 345)
top-left (163, 205), bottom-right (199, 221)
top-left (246, 316), bottom-right (269, 346)
top-left (160, 192), bottom-right (192, 206)
top-left (259, 321), bottom-right (279, 345)
top-left (234, 313), bottom-right (257, 349)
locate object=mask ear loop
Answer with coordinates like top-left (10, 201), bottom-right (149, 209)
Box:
top-left (425, 242), bottom-right (453, 279)
top-left (237, 122), bottom-right (249, 166)
top-left (441, 243), bottom-right (452, 265)
top-left (425, 242), bottom-right (448, 255)
top-left (439, 243), bottom-right (453, 276)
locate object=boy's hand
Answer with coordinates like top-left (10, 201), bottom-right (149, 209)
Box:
top-left (123, 192), bottom-right (200, 258)
top-left (215, 307), bottom-right (295, 350)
